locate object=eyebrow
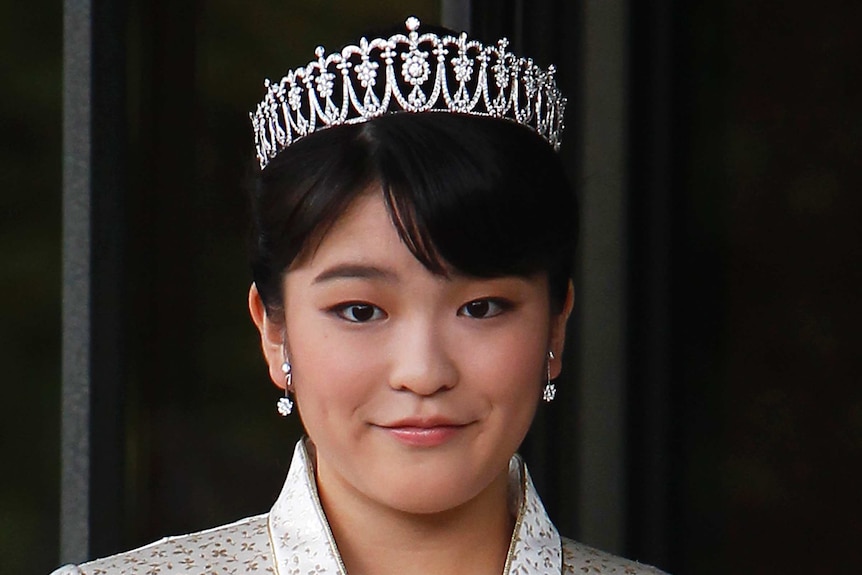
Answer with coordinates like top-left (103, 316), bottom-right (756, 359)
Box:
top-left (312, 264), bottom-right (399, 284)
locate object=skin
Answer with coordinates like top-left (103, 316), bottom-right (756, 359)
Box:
top-left (249, 189), bottom-right (573, 575)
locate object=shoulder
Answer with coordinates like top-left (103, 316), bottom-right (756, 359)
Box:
top-left (50, 513), bottom-right (271, 575)
top-left (561, 537), bottom-right (668, 574)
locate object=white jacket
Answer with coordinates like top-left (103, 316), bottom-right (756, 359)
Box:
top-left (53, 440), bottom-right (664, 575)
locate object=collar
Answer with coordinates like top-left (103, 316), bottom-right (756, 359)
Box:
top-left (268, 440), bottom-right (562, 575)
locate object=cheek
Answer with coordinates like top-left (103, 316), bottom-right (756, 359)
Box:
top-left (462, 321), bottom-right (548, 408)
top-left (285, 312), bottom-right (381, 422)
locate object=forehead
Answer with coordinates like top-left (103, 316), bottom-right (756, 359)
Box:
top-left (297, 189), bottom-right (418, 271)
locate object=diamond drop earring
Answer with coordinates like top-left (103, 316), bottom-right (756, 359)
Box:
top-left (277, 360), bottom-right (294, 416)
top-left (543, 351), bottom-right (557, 402)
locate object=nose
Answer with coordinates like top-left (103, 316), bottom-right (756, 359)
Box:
top-left (387, 319), bottom-right (459, 396)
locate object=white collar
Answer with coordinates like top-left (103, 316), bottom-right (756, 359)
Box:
top-left (267, 440), bottom-right (562, 575)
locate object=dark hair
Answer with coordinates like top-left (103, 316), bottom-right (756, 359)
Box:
top-left (249, 112), bottom-right (577, 314)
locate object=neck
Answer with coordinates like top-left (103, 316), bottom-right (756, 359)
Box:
top-left (316, 465), bottom-right (516, 575)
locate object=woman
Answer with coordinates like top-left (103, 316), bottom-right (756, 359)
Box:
top-left (54, 18), bottom-right (664, 575)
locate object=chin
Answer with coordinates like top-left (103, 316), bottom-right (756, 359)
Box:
top-left (379, 482), bottom-right (477, 515)
top-left (372, 465), bottom-right (504, 516)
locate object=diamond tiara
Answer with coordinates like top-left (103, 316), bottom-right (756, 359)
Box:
top-left (250, 17), bottom-right (567, 169)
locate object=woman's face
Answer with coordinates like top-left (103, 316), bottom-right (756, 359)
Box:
top-left (252, 190), bottom-right (571, 515)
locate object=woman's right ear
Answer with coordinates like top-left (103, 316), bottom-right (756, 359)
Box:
top-left (248, 283), bottom-right (287, 389)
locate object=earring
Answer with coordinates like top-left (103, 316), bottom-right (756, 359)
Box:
top-left (543, 351), bottom-right (556, 402)
top-left (277, 360), bottom-right (294, 416)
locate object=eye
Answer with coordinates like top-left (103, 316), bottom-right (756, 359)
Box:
top-left (332, 302), bottom-right (386, 323)
top-left (458, 298), bottom-right (510, 319)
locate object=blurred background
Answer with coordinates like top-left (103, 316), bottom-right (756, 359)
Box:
top-left (1, 1), bottom-right (859, 574)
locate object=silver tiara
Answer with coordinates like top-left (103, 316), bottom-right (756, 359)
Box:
top-left (250, 16), bottom-right (567, 169)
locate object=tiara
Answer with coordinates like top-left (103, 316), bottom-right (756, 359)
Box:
top-left (250, 17), bottom-right (567, 169)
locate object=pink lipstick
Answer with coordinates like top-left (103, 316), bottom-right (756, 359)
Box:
top-left (377, 418), bottom-right (470, 447)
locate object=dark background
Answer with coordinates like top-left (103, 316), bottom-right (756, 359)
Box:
top-left (1, 1), bottom-right (859, 574)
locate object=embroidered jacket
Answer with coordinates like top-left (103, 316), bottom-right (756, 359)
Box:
top-left (53, 441), bottom-right (664, 575)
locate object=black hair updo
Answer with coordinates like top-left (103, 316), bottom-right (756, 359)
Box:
top-left (249, 111), bottom-right (577, 315)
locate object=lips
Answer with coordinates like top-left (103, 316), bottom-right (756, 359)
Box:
top-left (375, 417), bottom-right (473, 447)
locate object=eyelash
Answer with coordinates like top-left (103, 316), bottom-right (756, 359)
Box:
top-left (330, 302), bottom-right (387, 323)
top-left (329, 297), bottom-right (514, 324)
top-left (457, 298), bottom-right (513, 319)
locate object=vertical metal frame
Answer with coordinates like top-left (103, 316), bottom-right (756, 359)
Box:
top-left (62, 2), bottom-right (93, 561)
top-left (577, 0), bottom-right (630, 554)
top-left (62, 0), bottom-right (126, 563)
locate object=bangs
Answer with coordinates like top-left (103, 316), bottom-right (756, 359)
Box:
top-left (362, 113), bottom-right (575, 285)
